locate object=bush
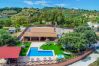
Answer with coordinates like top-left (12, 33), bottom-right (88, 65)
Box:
top-left (0, 24), bottom-right (3, 29)
top-left (19, 42), bottom-right (31, 56)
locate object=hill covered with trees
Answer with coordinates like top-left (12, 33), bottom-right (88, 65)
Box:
top-left (0, 7), bottom-right (99, 28)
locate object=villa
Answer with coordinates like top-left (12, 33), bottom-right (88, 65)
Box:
top-left (22, 27), bottom-right (57, 42)
top-left (1, 0), bottom-right (99, 65)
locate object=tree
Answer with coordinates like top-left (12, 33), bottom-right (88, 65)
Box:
top-left (11, 15), bottom-right (29, 27)
top-left (58, 26), bottom-right (97, 53)
top-left (1, 7), bottom-right (99, 28)
top-left (0, 29), bottom-right (19, 46)
top-left (0, 18), bottom-right (12, 27)
top-left (11, 8), bottom-right (39, 27)
top-left (74, 26), bottom-right (92, 32)
top-left (0, 24), bottom-right (3, 29)
top-left (7, 37), bottom-right (19, 46)
top-left (74, 26), bottom-right (97, 46)
top-left (58, 32), bottom-right (88, 52)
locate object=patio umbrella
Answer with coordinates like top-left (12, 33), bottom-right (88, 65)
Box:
top-left (57, 54), bottom-right (64, 59)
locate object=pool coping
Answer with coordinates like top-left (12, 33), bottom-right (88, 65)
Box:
top-left (26, 47), bottom-right (55, 57)
top-left (26, 45), bottom-right (31, 56)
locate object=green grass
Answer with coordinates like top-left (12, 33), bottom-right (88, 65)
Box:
top-left (40, 42), bottom-right (64, 55)
top-left (40, 42), bottom-right (76, 59)
top-left (16, 42), bottom-right (31, 56)
top-left (16, 42), bottom-right (22, 46)
top-left (64, 54), bottom-right (76, 59)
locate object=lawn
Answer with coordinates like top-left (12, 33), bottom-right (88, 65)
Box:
top-left (16, 42), bottom-right (31, 56)
top-left (40, 42), bottom-right (76, 59)
top-left (40, 42), bottom-right (64, 55)
top-left (16, 42), bottom-right (22, 46)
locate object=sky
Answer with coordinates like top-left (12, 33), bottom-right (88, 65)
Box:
top-left (0, 0), bottom-right (99, 10)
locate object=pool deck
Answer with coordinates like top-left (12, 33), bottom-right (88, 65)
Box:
top-left (25, 42), bottom-right (56, 62)
top-left (31, 42), bottom-right (45, 47)
top-left (27, 47), bottom-right (55, 56)
top-left (26, 42), bottom-right (45, 55)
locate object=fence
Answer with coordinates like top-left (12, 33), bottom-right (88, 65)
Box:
top-left (17, 27), bottom-right (29, 41)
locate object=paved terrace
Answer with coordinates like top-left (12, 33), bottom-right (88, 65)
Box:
top-left (30, 42), bottom-right (45, 48)
top-left (39, 50), bottom-right (93, 66)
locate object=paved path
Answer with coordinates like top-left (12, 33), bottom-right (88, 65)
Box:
top-left (39, 50), bottom-right (92, 66)
top-left (69, 42), bottom-right (99, 66)
top-left (30, 42), bottom-right (45, 48)
top-left (69, 53), bottom-right (99, 66)
top-left (56, 28), bottom-right (73, 35)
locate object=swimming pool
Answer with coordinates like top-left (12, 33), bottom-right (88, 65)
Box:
top-left (28, 47), bottom-right (54, 56)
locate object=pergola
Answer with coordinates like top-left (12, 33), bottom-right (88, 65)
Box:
top-left (0, 47), bottom-right (21, 63)
top-left (22, 27), bottom-right (57, 42)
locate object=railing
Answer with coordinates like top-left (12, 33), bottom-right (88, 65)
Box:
top-left (17, 27), bottom-right (29, 41)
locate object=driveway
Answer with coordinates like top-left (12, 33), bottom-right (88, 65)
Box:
top-left (69, 42), bottom-right (99, 66)
top-left (69, 53), bottom-right (99, 66)
top-left (30, 42), bottom-right (45, 48)
top-left (56, 28), bottom-right (73, 35)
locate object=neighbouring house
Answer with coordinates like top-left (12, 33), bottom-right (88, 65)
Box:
top-left (22, 27), bottom-right (57, 42)
top-left (56, 28), bottom-right (73, 38)
top-left (20, 26), bottom-right (26, 31)
top-left (0, 15), bottom-right (8, 18)
top-left (0, 47), bottom-right (21, 63)
top-left (87, 22), bottom-right (99, 31)
top-left (9, 27), bottom-right (16, 33)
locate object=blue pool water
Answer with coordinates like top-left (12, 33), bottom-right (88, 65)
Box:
top-left (28, 47), bottom-right (54, 56)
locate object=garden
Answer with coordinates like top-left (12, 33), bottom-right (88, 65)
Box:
top-left (17, 42), bottom-right (31, 56)
top-left (41, 26), bottom-right (98, 60)
top-left (40, 41), bottom-right (76, 59)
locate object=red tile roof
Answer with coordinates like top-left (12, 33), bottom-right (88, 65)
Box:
top-left (0, 47), bottom-right (21, 59)
top-left (24, 27), bottom-right (57, 37)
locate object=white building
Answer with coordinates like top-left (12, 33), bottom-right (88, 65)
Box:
top-left (9, 27), bottom-right (16, 33)
top-left (87, 22), bottom-right (99, 31)
top-left (20, 26), bottom-right (26, 31)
